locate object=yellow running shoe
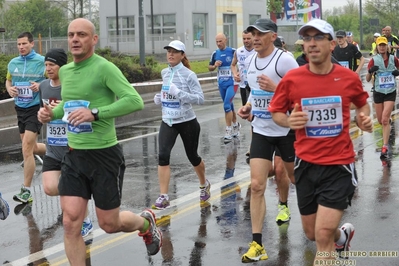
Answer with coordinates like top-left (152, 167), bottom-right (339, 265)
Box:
top-left (276, 204), bottom-right (291, 223)
top-left (241, 241), bottom-right (268, 263)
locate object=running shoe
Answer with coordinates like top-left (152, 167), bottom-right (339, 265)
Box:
top-left (138, 209), bottom-right (162, 256)
top-left (14, 202), bottom-right (32, 216)
top-left (0, 193), bottom-right (10, 220)
top-left (81, 219), bottom-right (94, 237)
top-left (224, 128), bottom-right (233, 143)
top-left (152, 195), bottom-right (170, 210)
top-left (200, 180), bottom-right (211, 202)
top-left (241, 241), bottom-right (268, 263)
top-left (276, 204), bottom-right (291, 223)
top-left (13, 186), bottom-right (33, 203)
top-left (232, 122), bottom-right (241, 137)
top-left (335, 223), bottom-right (355, 259)
top-left (380, 145), bottom-right (389, 160)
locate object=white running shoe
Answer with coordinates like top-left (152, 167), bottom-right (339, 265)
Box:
top-left (232, 122), bottom-right (241, 137)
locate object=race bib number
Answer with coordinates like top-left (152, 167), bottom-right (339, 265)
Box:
top-left (15, 82), bottom-right (33, 103)
top-left (62, 100), bottom-right (93, 134)
top-left (161, 85), bottom-right (183, 119)
top-left (251, 89), bottom-right (273, 119)
top-left (378, 72), bottom-right (395, 89)
top-left (47, 120), bottom-right (67, 146)
top-left (338, 61), bottom-right (349, 69)
top-left (301, 96), bottom-right (343, 138)
top-left (218, 66), bottom-right (232, 78)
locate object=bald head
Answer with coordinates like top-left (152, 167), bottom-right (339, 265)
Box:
top-left (68, 18), bottom-right (98, 63)
top-left (69, 18), bottom-right (96, 35)
top-left (384, 26), bottom-right (392, 37)
top-left (215, 33), bottom-right (227, 50)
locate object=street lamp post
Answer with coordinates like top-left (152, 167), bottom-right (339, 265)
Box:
top-left (359, 0), bottom-right (363, 49)
top-left (295, 0), bottom-right (299, 32)
top-left (0, 28), bottom-right (5, 53)
top-left (116, 0), bottom-right (119, 51)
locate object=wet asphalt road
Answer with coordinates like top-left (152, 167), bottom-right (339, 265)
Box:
top-left (1, 74), bottom-right (399, 266)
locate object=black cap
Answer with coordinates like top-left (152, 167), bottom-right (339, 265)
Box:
top-left (274, 37), bottom-right (283, 48)
top-left (336, 30), bottom-right (346, 37)
top-left (247, 18), bottom-right (277, 33)
top-left (45, 48), bottom-right (67, 67)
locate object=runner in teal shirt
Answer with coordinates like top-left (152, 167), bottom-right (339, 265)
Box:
top-left (5, 32), bottom-right (46, 204)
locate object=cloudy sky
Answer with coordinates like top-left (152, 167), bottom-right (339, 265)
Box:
top-left (322, 0), bottom-right (352, 11)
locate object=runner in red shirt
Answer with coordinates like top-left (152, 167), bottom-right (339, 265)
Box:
top-left (269, 19), bottom-right (373, 264)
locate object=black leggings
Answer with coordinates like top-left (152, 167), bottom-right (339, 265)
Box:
top-left (158, 118), bottom-right (202, 166)
top-left (240, 84), bottom-right (251, 106)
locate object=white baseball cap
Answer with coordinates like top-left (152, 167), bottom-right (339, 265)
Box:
top-left (298, 19), bottom-right (335, 39)
top-left (373, 32), bottom-right (381, 37)
top-left (164, 40), bottom-right (186, 52)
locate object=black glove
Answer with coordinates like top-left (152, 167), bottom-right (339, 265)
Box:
top-left (368, 66), bottom-right (379, 74)
top-left (392, 70), bottom-right (399, 77)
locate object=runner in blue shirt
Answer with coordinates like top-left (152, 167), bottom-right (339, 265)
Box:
top-left (209, 33), bottom-right (240, 142)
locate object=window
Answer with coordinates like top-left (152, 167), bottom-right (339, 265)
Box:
top-left (107, 16), bottom-right (135, 42)
top-left (223, 14), bottom-right (237, 48)
top-left (193, 13), bottom-right (208, 48)
top-left (249, 15), bottom-right (261, 25)
top-left (146, 14), bottom-right (176, 40)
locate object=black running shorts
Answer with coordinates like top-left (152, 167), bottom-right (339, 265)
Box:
top-left (15, 104), bottom-right (42, 134)
top-left (373, 90), bottom-right (396, 104)
top-left (58, 144), bottom-right (126, 210)
top-left (294, 158), bottom-right (358, 215)
top-left (42, 155), bottom-right (62, 172)
top-left (250, 131), bottom-right (295, 162)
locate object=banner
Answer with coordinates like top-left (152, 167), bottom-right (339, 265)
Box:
top-left (270, 0), bottom-right (322, 27)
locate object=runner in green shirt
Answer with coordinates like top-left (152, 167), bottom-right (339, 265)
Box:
top-left (38, 18), bottom-right (162, 265)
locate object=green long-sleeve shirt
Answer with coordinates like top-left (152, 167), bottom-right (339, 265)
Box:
top-left (53, 54), bottom-right (144, 149)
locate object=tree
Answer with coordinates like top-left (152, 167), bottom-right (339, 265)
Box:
top-left (53, 0), bottom-right (99, 20)
top-left (53, 0), bottom-right (100, 31)
top-left (1, 0), bottom-right (68, 39)
top-left (364, 0), bottom-right (399, 34)
top-left (266, 0), bottom-right (284, 14)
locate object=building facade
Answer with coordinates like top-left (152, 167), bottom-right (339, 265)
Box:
top-left (98, 0), bottom-right (266, 57)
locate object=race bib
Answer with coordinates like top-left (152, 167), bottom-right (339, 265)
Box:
top-left (161, 85), bottom-right (183, 119)
top-left (338, 61), bottom-right (349, 69)
top-left (378, 72), bottom-right (395, 89)
top-left (301, 96), bottom-right (343, 138)
top-left (15, 82), bottom-right (33, 103)
top-left (218, 66), bottom-right (232, 78)
top-left (46, 120), bottom-right (67, 146)
top-left (62, 100), bottom-right (93, 134)
top-left (251, 89), bottom-right (273, 120)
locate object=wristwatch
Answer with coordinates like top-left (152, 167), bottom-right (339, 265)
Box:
top-left (91, 108), bottom-right (99, 121)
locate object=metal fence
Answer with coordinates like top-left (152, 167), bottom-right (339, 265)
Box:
top-left (1, 38), bottom-right (70, 55)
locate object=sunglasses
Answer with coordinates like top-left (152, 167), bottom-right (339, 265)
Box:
top-left (303, 34), bottom-right (331, 42)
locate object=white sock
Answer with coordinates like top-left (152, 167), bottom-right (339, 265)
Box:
top-left (25, 186), bottom-right (32, 191)
top-left (84, 216), bottom-right (91, 223)
top-left (335, 228), bottom-right (346, 246)
top-left (200, 181), bottom-right (208, 188)
top-left (161, 194), bottom-right (169, 199)
top-left (233, 122), bottom-right (238, 127)
top-left (226, 126), bottom-right (232, 131)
